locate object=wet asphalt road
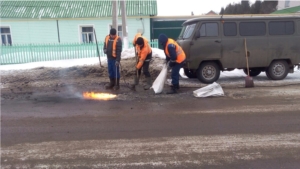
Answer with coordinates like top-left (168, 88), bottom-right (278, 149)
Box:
top-left (1, 85), bottom-right (300, 168)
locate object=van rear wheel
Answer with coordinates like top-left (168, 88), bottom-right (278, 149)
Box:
top-left (197, 62), bottom-right (220, 84)
top-left (184, 68), bottom-right (197, 78)
top-left (243, 68), bottom-right (261, 77)
top-left (266, 60), bottom-right (289, 80)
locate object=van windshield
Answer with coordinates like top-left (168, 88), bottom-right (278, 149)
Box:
top-left (178, 23), bottom-right (196, 39)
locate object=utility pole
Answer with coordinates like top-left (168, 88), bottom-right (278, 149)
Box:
top-left (120, 0), bottom-right (128, 49)
top-left (112, 0), bottom-right (118, 30)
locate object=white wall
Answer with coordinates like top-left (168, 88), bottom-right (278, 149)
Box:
top-left (278, 0), bottom-right (300, 10)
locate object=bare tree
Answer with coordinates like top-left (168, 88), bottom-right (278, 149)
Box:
top-left (221, 0), bottom-right (278, 14)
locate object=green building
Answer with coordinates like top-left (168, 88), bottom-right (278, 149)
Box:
top-left (0, 0), bottom-right (157, 45)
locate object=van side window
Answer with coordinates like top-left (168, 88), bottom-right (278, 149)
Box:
top-left (239, 22), bottom-right (266, 36)
top-left (199, 23), bottom-right (218, 37)
top-left (223, 22), bottom-right (237, 36)
top-left (269, 21), bottom-right (294, 35)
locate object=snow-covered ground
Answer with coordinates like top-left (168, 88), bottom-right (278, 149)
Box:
top-left (1, 48), bottom-right (299, 88)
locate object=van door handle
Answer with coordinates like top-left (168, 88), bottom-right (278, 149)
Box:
top-left (190, 41), bottom-right (194, 45)
top-left (215, 40), bottom-right (221, 43)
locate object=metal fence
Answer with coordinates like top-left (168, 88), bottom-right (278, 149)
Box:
top-left (0, 39), bottom-right (159, 65)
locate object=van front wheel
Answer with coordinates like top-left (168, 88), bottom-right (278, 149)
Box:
top-left (197, 62), bottom-right (220, 84)
top-left (267, 60), bottom-right (289, 80)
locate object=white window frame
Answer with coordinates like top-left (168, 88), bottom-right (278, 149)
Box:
top-left (1, 26), bottom-right (12, 45)
top-left (109, 25), bottom-right (123, 38)
top-left (78, 25), bottom-right (95, 43)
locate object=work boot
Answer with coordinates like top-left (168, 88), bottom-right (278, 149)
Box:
top-left (105, 78), bottom-right (115, 90)
top-left (114, 78), bottom-right (120, 90)
top-left (166, 86), bottom-right (177, 94)
top-left (166, 84), bottom-right (179, 94)
top-left (143, 77), bottom-right (152, 90)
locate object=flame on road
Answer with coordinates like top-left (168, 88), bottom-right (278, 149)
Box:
top-left (82, 92), bottom-right (117, 100)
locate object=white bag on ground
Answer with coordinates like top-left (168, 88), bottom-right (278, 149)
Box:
top-left (151, 64), bottom-right (168, 94)
top-left (193, 82), bottom-right (224, 97)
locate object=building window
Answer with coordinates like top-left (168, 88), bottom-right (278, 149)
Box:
top-left (1, 27), bottom-right (12, 45)
top-left (110, 25), bottom-right (123, 38)
top-left (285, 0), bottom-right (290, 8)
top-left (81, 26), bottom-right (94, 43)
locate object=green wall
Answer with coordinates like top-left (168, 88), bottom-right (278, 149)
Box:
top-left (151, 19), bottom-right (185, 40)
top-left (1, 18), bottom-right (151, 44)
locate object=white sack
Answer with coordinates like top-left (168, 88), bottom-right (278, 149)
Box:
top-left (193, 82), bottom-right (224, 97)
top-left (151, 64), bottom-right (168, 94)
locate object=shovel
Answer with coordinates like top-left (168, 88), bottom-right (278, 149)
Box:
top-left (244, 38), bottom-right (254, 88)
top-left (129, 46), bottom-right (140, 91)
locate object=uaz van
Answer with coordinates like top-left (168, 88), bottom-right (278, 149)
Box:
top-left (177, 15), bottom-right (300, 84)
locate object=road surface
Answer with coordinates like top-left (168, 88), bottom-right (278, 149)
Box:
top-left (1, 83), bottom-right (300, 169)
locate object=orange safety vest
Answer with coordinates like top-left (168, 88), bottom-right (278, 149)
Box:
top-left (165, 38), bottom-right (186, 63)
top-left (136, 37), bottom-right (152, 69)
top-left (105, 35), bottom-right (119, 57)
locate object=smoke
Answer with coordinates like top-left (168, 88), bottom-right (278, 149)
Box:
top-left (57, 66), bottom-right (85, 99)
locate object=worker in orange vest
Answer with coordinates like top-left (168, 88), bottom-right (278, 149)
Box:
top-left (103, 28), bottom-right (122, 90)
top-left (158, 33), bottom-right (186, 94)
top-left (132, 34), bottom-right (153, 90)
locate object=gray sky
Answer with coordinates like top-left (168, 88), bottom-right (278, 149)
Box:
top-left (157, 0), bottom-right (256, 16)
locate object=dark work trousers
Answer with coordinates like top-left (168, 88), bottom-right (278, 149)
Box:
top-left (171, 60), bottom-right (185, 86)
top-left (137, 52), bottom-right (152, 78)
top-left (107, 58), bottom-right (120, 79)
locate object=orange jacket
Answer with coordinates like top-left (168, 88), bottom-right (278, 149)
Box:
top-left (105, 35), bottom-right (119, 57)
top-left (165, 38), bottom-right (186, 63)
top-left (136, 37), bottom-right (152, 69)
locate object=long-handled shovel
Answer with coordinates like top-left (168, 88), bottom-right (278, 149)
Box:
top-left (94, 28), bottom-right (103, 68)
top-left (116, 65), bottom-right (118, 89)
top-left (244, 38), bottom-right (254, 88)
top-left (135, 47), bottom-right (140, 84)
top-left (129, 46), bottom-right (140, 91)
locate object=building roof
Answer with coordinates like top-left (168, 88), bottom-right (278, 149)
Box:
top-left (0, 0), bottom-right (157, 19)
top-left (272, 5), bottom-right (300, 14)
top-left (205, 10), bottom-right (218, 15)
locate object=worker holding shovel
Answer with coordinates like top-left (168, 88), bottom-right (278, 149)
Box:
top-left (103, 28), bottom-right (122, 90)
top-left (132, 34), bottom-right (153, 90)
